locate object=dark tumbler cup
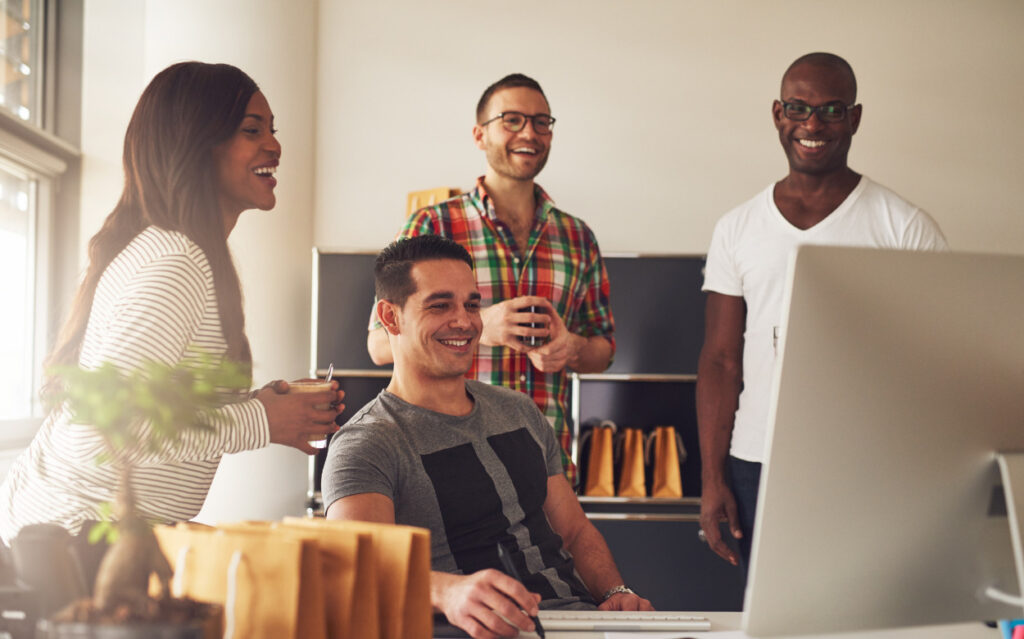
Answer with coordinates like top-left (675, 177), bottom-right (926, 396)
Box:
top-left (518, 305), bottom-right (545, 347)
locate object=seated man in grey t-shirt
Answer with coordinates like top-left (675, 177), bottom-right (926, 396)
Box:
top-left (322, 235), bottom-right (652, 639)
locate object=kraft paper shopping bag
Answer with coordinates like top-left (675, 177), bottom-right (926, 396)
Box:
top-left (153, 523), bottom-right (323, 639)
top-left (285, 517), bottom-right (432, 639)
top-left (583, 423), bottom-right (616, 496)
top-left (274, 520), bottom-right (379, 639)
top-left (649, 425), bottom-right (686, 498)
top-left (617, 427), bottom-right (647, 497)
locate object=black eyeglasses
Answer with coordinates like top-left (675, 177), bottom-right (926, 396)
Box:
top-left (480, 111), bottom-right (556, 134)
top-left (780, 101), bottom-right (858, 123)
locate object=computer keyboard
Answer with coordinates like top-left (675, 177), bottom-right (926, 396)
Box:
top-left (538, 609), bottom-right (711, 632)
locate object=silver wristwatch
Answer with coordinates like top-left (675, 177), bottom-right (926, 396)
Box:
top-left (601, 584), bottom-right (636, 602)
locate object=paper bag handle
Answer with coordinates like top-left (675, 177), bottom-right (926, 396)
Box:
top-left (577, 419), bottom-right (614, 454)
top-left (644, 426), bottom-right (687, 464)
top-left (579, 419), bottom-right (617, 450)
top-left (224, 549), bottom-right (249, 639)
top-left (171, 545), bottom-right (192, 598)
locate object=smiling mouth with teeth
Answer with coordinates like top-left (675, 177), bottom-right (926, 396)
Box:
top-left (511, 147), bottom-right (538, 155)
top-left (797, 139), bottom-right (826, 148)
top-left (253, 166), bottom-right (277, 176)
top-left (439, 338), bottom-right (471, 347)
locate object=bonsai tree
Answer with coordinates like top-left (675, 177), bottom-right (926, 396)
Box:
top-left (49, 355), bottom-right (249, 620)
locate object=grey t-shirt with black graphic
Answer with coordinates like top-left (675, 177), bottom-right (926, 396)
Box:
top-left (322, 380), bottom-right (595, 609)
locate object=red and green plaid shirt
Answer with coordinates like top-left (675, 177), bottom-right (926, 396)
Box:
top-left (372, 178), bottom-right (615, 484)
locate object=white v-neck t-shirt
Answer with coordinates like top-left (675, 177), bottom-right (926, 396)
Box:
top-left (702, 176), bottom-right (948, 463)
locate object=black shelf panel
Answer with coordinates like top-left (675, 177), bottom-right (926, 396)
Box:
top-left (603, 255), bottom-right (706, 375)
top-left (314, 250), bottom-right (386, 372)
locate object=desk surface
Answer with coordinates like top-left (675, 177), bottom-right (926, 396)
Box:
top-left (440, 612), bottom-right (999, 639)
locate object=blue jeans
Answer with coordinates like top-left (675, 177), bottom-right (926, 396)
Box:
top-left (728, 456), bottom-right (762, 575)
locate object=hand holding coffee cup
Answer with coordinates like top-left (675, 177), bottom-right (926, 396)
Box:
top-left (288, 379), bottom-right (336, 449)
top-left (518, 304), bottom-right (549, 347)
top-left (256, 379), bottom-right (342, 454)
top-left (478, 295), bottom-right (553, 350)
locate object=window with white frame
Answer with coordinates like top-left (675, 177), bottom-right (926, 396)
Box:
top-left (0, 0), bottom-right (80, 459)
top-left (0, 161), bottom-right (39, 420)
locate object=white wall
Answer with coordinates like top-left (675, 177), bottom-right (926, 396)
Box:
top-left (82, 0), bottom-right (319, 523)
top-left (315, 0), bottom-right (1024, 256)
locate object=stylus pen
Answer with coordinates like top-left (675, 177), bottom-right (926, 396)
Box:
top-left (496, 542), bottom-right (545, 638)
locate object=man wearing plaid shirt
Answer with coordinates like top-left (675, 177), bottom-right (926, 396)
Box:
top-left (368, 73), bottom-right (615, 485)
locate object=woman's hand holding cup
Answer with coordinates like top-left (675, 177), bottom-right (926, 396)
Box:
top-left (257, 379), bottom-right (344, 454)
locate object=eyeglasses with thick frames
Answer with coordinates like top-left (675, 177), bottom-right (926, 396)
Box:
top-left (780, 101), bottom-right (858, 123)
top-left (479, 111), bottom-right (556, 134)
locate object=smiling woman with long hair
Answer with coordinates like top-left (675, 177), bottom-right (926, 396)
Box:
top-left (0, 62), bottom-right (341, 551)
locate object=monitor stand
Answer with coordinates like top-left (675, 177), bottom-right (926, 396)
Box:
top-left (990, 453), bottom-right (1024, 611)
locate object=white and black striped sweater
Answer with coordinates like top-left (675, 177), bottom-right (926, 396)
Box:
top-left (0, 226), bottom-right (269, 544)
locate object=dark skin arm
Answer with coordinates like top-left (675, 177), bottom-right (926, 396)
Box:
top-left (696, 292), bottom-right (746, 566)
top-left (256, 380), bottom-right (343, 455)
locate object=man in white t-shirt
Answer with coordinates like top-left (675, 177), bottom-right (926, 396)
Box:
top-left (696, 52), bottom-right (948, 570)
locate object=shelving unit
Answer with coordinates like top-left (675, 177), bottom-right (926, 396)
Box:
top-left (565, 254), bottom-right (744, 610)
top-left (571, 372), bottom-right (701, 498)
top-left (576, 495), bottom-right (699, 519)
top-left (569, 254), bottom-right (706, 501)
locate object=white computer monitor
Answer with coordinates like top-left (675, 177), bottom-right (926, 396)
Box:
top-left (743, 246), bottom-right (1024, 637)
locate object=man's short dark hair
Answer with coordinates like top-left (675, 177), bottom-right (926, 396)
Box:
top-left (476, 73), bottom-right (549, 122)
top-left (782, 52), bottom-right (858, 101)
top-left (374, 235), bottom-right (474, 308)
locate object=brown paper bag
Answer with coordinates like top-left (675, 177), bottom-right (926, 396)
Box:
top-left (649, 425), bottom-right (686, 498)
top-left (153, 523), bottom-right (324, 639)
top-left (274, 521), bottom-right (379, 639)
top-left (583, 423), bottom-right (616, 496)
top-left (285, 517), bottom-right (432, 639)
top-left (216, 521), bottom-right (377, 639)
top-left (214, 522), bottom-right (327, 639)
top-left (616, 427), bottom-right (647, 497)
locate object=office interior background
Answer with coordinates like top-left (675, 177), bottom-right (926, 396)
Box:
top-left (1, 0), bottom-right (1022, 525)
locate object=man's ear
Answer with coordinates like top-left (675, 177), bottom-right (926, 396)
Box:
top-left (472, 123), bottom-right (486, 150)
top-left (377, 299), bottom-right (401, 335)
top-left (849, 103), bottom-right (862, 135)
top-left (771, 99), bottom-right (785, 130)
